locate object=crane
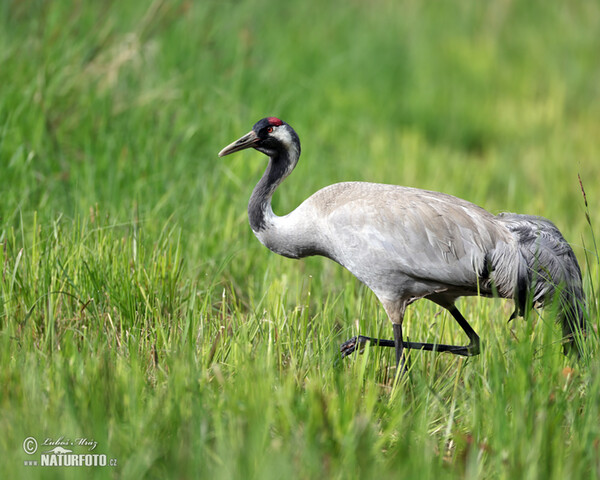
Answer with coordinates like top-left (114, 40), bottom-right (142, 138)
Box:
top-left (218, 117), bottom-right (586, 373)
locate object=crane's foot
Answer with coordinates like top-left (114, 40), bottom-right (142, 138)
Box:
top-left (340, 335), bottom-right (395, 357)
top-left (340, 336), bottom-right (480, 357)
top-left (340, 336), bottom-right (363, 357)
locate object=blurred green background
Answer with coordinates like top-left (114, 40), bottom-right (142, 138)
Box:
top-left (1, 1), bottom-right (599, 478)
top-left (2, 1), bottom-right (598, 231)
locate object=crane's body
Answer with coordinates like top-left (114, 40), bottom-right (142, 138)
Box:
top-left (219, 117), bottom-right (586, 372)
top-left (256, 181), bottom-right (517, 301)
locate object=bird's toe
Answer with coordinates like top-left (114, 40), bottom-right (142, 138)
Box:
top-left (340, 336), bottom-right (368, 357)
top-left (340, 337), bottom-right (359, 357)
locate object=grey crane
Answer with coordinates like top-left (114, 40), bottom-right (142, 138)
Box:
top-left (219, 117), bottom-right (586, 372)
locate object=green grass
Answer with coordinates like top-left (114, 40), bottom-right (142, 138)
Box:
top-left (1, 0), bottom-right (600, 478)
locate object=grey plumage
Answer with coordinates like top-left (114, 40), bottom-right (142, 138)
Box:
top-left (496, 213), bottom-right (586, 352)
top-left (219, 117), bottom-right (586, 370)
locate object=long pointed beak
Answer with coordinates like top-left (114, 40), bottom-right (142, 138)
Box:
top-left (218, 130), bottom-right (259, 157)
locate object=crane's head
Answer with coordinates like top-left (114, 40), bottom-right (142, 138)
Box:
top-left (218, 117), bottom-right (300, 159)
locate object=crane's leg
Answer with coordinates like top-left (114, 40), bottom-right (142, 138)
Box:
top-left (393, 323), bottom-right (407, 377)
top-left (340, 306), bottom-right (480, 358)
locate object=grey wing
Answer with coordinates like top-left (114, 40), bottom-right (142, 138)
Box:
top-left (314, 186), bottom-right (512, 297)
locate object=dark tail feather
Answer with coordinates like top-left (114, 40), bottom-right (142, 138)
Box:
top-left (497, 213), bottom-right (587, 355)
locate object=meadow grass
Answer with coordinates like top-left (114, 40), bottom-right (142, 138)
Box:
top-left (1, 1), bottom-right (600, 478)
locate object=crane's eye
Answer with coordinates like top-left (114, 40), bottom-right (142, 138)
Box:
top-left (266, 126), bottom-right (273, 133)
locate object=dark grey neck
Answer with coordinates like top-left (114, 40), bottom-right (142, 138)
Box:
top-left (248, 149), bottom-right (297, 233)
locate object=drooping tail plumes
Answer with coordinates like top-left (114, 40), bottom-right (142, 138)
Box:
top-left (496, 213), bottom-right (587, 355)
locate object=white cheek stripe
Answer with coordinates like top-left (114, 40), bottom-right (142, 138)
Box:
top-left (271, 128), bottom-right (293, 149)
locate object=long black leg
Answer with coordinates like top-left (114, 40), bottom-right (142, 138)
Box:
top-left (448, 306), bottom-right (480, 355)
top-left (340, 306), bottom-right (480, 357)
top-left (393, 323), bottom-right (405, 374)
